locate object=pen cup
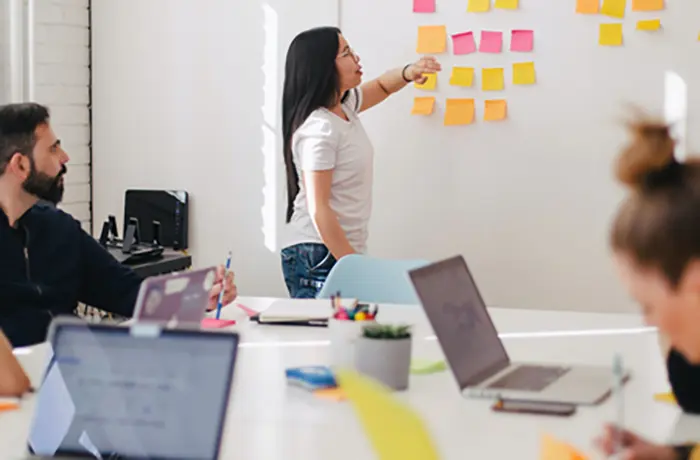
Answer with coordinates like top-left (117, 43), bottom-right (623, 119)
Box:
top-left (328, 318), bottom-right (373, 370)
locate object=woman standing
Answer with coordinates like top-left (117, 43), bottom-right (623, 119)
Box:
top-left (280, 26), bottom-right (441, 298)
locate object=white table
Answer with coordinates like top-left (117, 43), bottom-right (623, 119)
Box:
top-left (2, 297), bottom-right (699, 460)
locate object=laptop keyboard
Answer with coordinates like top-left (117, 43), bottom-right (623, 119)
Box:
top-left (486, 365), bottom-right (571, 392)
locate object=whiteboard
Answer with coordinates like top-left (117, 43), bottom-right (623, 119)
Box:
top-left (340, 0), bottom-right (700, 312)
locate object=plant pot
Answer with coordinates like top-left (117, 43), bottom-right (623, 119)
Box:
top-left (354, 336), bottom-right (412, 391)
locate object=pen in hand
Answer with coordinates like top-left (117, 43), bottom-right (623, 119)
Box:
top-left (612, 353), bottom-right (624, 457)
top-left (215, 251), bottom-right (232, 320)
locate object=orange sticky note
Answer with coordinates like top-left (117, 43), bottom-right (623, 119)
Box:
top-left (411, 97), bottom-right (435, 115)
top-left (314, 387), bottom-right (346, 401)
top-left (576, 0), bottom-right (599, 13)
top-left (632, 0), bottom-right (663, 11)
top-left (541, 434), bottom-right (589, 460)
top-left (417, 25), bottom-right (447, 53)
top-left (599, 23), bottom-right (623, 46)
top-left (484, 100), bottom-right (507, 121)
top-left (0, 400), bottom-right (19, 412)
top-left (601, 0), bottom-right (626, 18)
top-left (444, 99), bottom-right (474, 126)
top-left (467, 0), bottom-right (490, 12)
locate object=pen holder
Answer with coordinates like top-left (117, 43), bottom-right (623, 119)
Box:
top-left (354, 324), bottom-right (412, 391)
top-left (328, 318), bottom-right (374, 370)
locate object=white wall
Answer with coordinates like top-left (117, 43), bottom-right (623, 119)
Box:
top-left (91, 0), bottom-right (337, 297)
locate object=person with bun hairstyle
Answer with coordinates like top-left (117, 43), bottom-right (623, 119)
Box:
top-left (595, 118), bottom-right (700, 459)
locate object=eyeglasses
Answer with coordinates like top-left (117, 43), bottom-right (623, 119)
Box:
top-left (337, 47), bottom-right (359, 60)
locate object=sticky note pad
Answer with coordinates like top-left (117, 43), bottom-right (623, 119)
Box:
top-left (444, 99), bottom-right (475, 126)
top-left (201, 318), bottom-right (236, 328)
top-left (511, 30), bottom-right (534, 51)
top-left (417, 25), bottom-right (447, 53)
top-left (449, 67), bottom-right (474, 87)
top-left (411, 97), bottom-right (435, 115)
top-left (636, 19), bottom-right (660, 30)
top-left (632, 0), bottom-right (663, 11)
top-left (414, 73), bottom-right (437, 90)
top-left (452, 32), bottom-right (476, 55)
top-left (576, 0), bottom-right (599, 13)
top-left (413, 0), bottom-right (436, 12)
top-left (467, 0), bottom-right (490, 12)
top-left (599, 23), bottom-right (623, 46)
top-left (513, 62), bottom-right (536, 85)
top-left (482, 68), bottom-right (504, 91)
top-left (541, 434), bottom-right (589, 460)
top-left (601, 0), bottom-right (626, 18)
top-left (337, 370), bottom-right (440, 460)
top-left (495, 0), bottom-right (518, 9)
top-left (654, 392), bottom-right (676, 404)
top-left (484, 100), bottom-right (507, 121)
top-left (479, 31), bottom-right (503, 53)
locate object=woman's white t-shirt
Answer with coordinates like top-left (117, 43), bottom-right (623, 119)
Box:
top-left (283, 87), bottom-right (374, 253)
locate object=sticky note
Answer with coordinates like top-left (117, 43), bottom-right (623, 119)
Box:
top-left (201, 318), bottom-right (236, 328)
top-left (336, 370), bottom-right (440, 460)
top-left (513, 62), bottom-right (536, 85)
top-left (411, 97), bottom-right (436, 115)
top-left (467, 0), bottom-right (490, 12)
top-left (511, 30), bottom-right (534, 51)
top-left (632, 0), bottom-right (663, 11)
top-left (479, 31), bottom-right (503, 53)
top-left (444, 99), bottom-right (475, 126)
top-left (417, 25), bottom-right (447, 53)
top-left (410, 359), bottom-right (448, 374)
top-left (541, 434), bottom-right (589, 460)
top-left (413, 0), bottom-right (436, 12)
top-left (484, 100), bottom-right (507, 121)
top-left (414, 73), bottom-right (437, 90)
top-left (599, 23), bottom-right (623, 46)
top-left (601, 0), bottom-right (626, 18)
top-left (495, 0), bottom-right (518, 9)
top-left (654, 392), bottom-right (676, 404)
top-left (636, 19), bottom-right (661, 30)
top-left (576, 0), bottom-right (599, 13)
top-left (449, 67), bottom-right (474, 87)
top-left (452, 32), bottom-right (476, 55)
top-left (314, 387), bottom-right (346, 401)
top-left (482, 68), bottom-right (504, 91)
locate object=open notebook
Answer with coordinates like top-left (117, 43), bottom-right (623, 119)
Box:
top-left (255, 298), bottom-right (358, 325)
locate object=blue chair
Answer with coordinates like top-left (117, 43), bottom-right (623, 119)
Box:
top-left (317, 254), bottom-right (430, 305)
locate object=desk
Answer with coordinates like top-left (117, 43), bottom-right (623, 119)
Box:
top-left (3, 297), bottom-right (700, 460)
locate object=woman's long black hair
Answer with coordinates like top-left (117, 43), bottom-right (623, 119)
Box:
top-left (282, 26), bottom-right (343, 223)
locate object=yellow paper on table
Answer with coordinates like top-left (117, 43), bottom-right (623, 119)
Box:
top-left (444, 99), bottom-right (475, 126)
top-left (632, 0), bottom-right (663, 11)
top-left (416, 26), bottom-right (446, 54)
top-left (415, 73), bottom-right (437, 90)
top-left (467, 0), bottom-right (490, 12)
top-left (449, 67), bottom-right (474, 87)
top-left (576, 0), bottom-right (599, 13)
top-left (484, 100), bottom-right (507, 121)
top-left (601, 0), bottom-right (626, 18)
top-left (482, 68), bottom-right (504, 91)
top-left (336, 370), bottom-right (440, 460)
top-left (513, 62), bottom-right (536, 85)
top-left (636, 19), bottom-right (661, 30)
top-left (599, 23), bottom-right (623, 46)
top-left (495, 0), bottom-right (518, 9)
top-left (541, 434), bottom-right (589, 460)
top-left (654, 392), bottom-right (676, 404)
top-left (411, 97), bottom-right (436, 115)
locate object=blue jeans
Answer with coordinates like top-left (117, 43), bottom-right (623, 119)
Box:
top-left (281, 243), bottom-right (337, 298)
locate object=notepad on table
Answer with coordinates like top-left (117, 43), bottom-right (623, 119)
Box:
top-left (256, 298), bottom-right (357, 324)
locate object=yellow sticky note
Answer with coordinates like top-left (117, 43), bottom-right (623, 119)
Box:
top-left (467, 0), bottom-right (490, 12)
top-left (482, 68), bottom-right (504, 91)
top-left (411, 97), bottom-right (435, 115)
top-left (449, 67), bottom-right (474, 87)
top-left (576, 0), bottom-right (599, 13)
top-left (336, 370), bottom-right (440, 460)
top-left (601, 0), bottom-right (626, 18)
top-left (632, 0), bottom-right (663, 11)
top-left (636, 19), bottom-right (661, 30)
top-left (444, 99), bottom-right (475, 126)
top-left (414, 73), bottom-right (437, 90)
top-left (599, 23), bottom-right (623, 46)
top-left (495, 0), bottom-right (518, 9)
top-left (541, 434), bottom-right (590, 460)
top-left (484, 100), bottom-right (507, 121)
top-left (416, 26), bottom-right (446, 54)
top-left (513, 62), bottom-right (536, 85)
top-left (654, 392), bottom-right (676, 404)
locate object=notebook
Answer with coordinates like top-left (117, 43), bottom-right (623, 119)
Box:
top-left (254, 298), bottom-right (357, 324)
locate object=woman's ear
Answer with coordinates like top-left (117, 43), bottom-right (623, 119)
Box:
top-left (0, 332), bottom-right (31, 397)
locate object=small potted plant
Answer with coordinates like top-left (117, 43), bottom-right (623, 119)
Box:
top-left (354, 324), bottom-right (412, 391)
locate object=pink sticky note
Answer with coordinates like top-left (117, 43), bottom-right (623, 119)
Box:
top-left (510, 29), bottom-right (534, 51)
top-left (413, 0), bottom-right (435, 12)
top-left (201, 318), bottom-right (236, 329)
top-left (451, 32), bottom-right (476, 55)
top-left (479, 31), bottom-right (503, 53)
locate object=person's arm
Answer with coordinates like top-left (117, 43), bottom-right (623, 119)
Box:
top-left (358, 56), bottom-right (441, 112)
top-left (0, 330), bottom-right (31, 397)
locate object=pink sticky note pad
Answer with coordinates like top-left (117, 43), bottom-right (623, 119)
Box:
top-left (201, 318), bottom-right (236, 329)
top-left (451, 32), bottom-right (476, 55)
top-left (479, 31), bottom-right (503, 53)
top-left (236, 303), bottom-right (258, 317)
top-left (511, 29), bottom-right (534, 51)
top-left (413, 0), bottom-right (435, 12)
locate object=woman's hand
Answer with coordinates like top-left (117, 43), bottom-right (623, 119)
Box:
top-left (594, 424), bottom-right (678, 460)
top-left (206, 265), bottom-right (237, 311)
top-left (406, 56), bottom-right (442, 84)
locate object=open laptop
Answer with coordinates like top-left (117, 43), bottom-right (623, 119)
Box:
top-left (408, 255), bottom-right (628, 405)
top-left (26, 318), bottom-right (239, 459)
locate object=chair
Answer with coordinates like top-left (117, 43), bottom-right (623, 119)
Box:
top-left (317, 254), bottom-right (430, 305)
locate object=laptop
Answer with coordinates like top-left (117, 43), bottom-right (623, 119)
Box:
top-left (26, 318), bottom-right (239, 459)
top-left (132, 267), bottom-right (217, 326)
top-left (408, 255), bottom-right (628, 405)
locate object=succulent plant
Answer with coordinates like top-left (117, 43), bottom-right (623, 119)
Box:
top-left (361, 323), bottom-right (411, 339)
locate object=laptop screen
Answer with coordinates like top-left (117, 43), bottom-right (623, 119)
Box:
top-left (28, 322), bottom-right (239, 460)
top-left (409, 256), bottom-right (510, 389)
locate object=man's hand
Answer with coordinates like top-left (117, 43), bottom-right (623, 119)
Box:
top-left (206, 265), bottom-right (237, 311)
top-left (595, 424), bottom-right (678, 460)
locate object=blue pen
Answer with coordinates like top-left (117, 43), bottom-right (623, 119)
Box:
top-left (215, 251), bottom-right (232, 319)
